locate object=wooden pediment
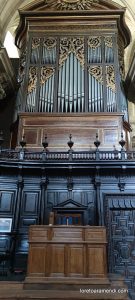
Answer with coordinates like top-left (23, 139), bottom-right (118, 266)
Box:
top-left (21, 0), bottom-right (124, 12)
top-left (16, 0), bottom-right (130, 50)
top-left (53, 199), bottom-right (87, 210)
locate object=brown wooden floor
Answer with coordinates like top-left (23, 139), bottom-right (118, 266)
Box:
top-left (0, 281), bottom-right (130, 300)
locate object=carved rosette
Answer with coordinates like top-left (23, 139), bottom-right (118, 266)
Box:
top-left (88, 37), bottom-right (101, 49)
top-left (27, 67), bottom-right (37, 93)
top-left (43, 37), bottom-right (56, 49)
top-left (88, 66), bottom-right (103, 84)
top-left (40, 66), bottom-right (55, 84)
top-left (104, 36), bottom-right (113, 48)
top-left (59, 37), bottom-right (84, 67)
top-left (44, 0), bottom-right (100, 10)
top-left (32, 38), bottom-right (40, 49)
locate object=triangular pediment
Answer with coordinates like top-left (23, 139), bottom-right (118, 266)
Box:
top-left (53, 199), bottom-right (87, 209)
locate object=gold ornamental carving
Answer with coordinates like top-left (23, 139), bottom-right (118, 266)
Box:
top-left (88, 66), bottom-right (103, 84)
top-left (28, 67), bottom-right (37, 93)
top-left (40, 67), bottom-right (55, 84)
top-left (44, 0), bottom-right (100, 10)
top-left (105, 36), bottom-right (113, 48)
top-left (106, 65), bottom-right (116, 92)
top-left (118, 36), bottom-right (125, 80)
top-left (32, 38), bottom-right (40, 49)
top-left (88, 65), bottom-right (116, 92)
top-left (59, 37), bottom-right (84, 67)
top-left (88, 37), bottom-right (101, 49)
top-left (43, 38), bottom-right (56, 49)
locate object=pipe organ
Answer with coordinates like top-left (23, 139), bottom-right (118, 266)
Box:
top-left (14, 0), bottom-right (131, 150)
top-left (19, 35), bottom-right (127, 116)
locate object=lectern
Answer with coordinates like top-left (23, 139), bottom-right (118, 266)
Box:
top-left (26, 225), bottom-right (108, 280)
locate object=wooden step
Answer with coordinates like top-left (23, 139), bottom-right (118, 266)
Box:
top-left (0, 289), bottom-right (130, 300)
top-left (0, 280), bottom-right (130, 300)
top-left (0, 281), bottom-right (23, 290)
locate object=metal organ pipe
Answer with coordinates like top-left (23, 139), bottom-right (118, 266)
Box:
top-left (24, 35), bottom-right (123, 116)
top-left (58, 53), bottom-right (84, 113)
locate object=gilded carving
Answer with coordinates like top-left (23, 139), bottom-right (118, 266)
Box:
top-left (88, 65), bottom-right (116, 92)
top-left (27, 67), bottom-right (37, 93)
top-left (118, 36), bottom-right (125, 80)
top-left (44, 0), bottom-right (100, 10)
top-left (105, 36), bottom-right (113, 48)
top-left (88, 66), bottom-right (103, 84)
top-left (59, 37), bottom-right (84, 67)
top-left (18, 50), bottom-right (26, 83)
top-left (40, 66), bottom-right (55, 84)
top-left (43, 37), bottom-right (56, 49)
top-left (32, 38), bottom-right (40, 49)
top-left (88, 37), bottom-right (101, 49)
top-left (106, 65), bottom-right (116, 92)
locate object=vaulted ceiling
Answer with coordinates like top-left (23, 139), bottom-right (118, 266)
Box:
top-left (0, 0), bottom-right (135, 73)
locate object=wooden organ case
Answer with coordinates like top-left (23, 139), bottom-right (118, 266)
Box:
top-left (13, 2), bottom-right (131, 297)
top-left (15, 0), bottom-right (131, 151)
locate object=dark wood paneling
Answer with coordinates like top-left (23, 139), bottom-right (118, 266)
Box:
top-left (105, 195), bottom-right (135, 300)
top-left (0, 191), bottom-right (16, 215)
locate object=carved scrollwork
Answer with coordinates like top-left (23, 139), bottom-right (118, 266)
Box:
top-left (106, 65), bottom-right (116, 92)
top-left (40, 66), bottom-right (55, 84)
top-left (104, 36), bottom-right (113, 48)
top-left (59, 37), bottom-right (84, 67)
top-left (118, 36), bottom-right (125, 80)
top-left (44, 0), bottom-right (100, 10)
top-left (43, 37), bottom-right (56, 49)
top-left (27, 67), bottom-right (37, 93)
top-left (88, 37), bottom-right (101, 49)
top-left (18, 49), bottom-right (26, 83)
top-left (88, 66), bottom-right (103, 84)
top-left (32, 38), bottom-right (40, 49)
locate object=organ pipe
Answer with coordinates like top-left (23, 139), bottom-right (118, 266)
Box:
top-left (23, 35), bottom-right (128, 119)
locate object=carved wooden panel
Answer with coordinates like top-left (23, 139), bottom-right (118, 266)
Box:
top-left (28, 245), bottom-right (46, 276)
top-left (0, 191), bottom-right (16, 215)
top-left (88, 246), bottom-right (105, 277)
top-left (27, 226), bottom-right (107, 279)
top-left (68, 244), bottom-right (84, 277)
top-left (49, 244), bottom-right (65, 276)
top-left (19, 191), bottom-right (40, 230)
top-left (18, 113), bottom-right (123, 151)
top-left (105, 195), bottom-right (135, 299)
top-left (46, 190), bottom-right (96, 225)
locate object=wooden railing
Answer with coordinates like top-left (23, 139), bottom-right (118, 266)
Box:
top-left (0, 148), bottom-right (135, 162)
